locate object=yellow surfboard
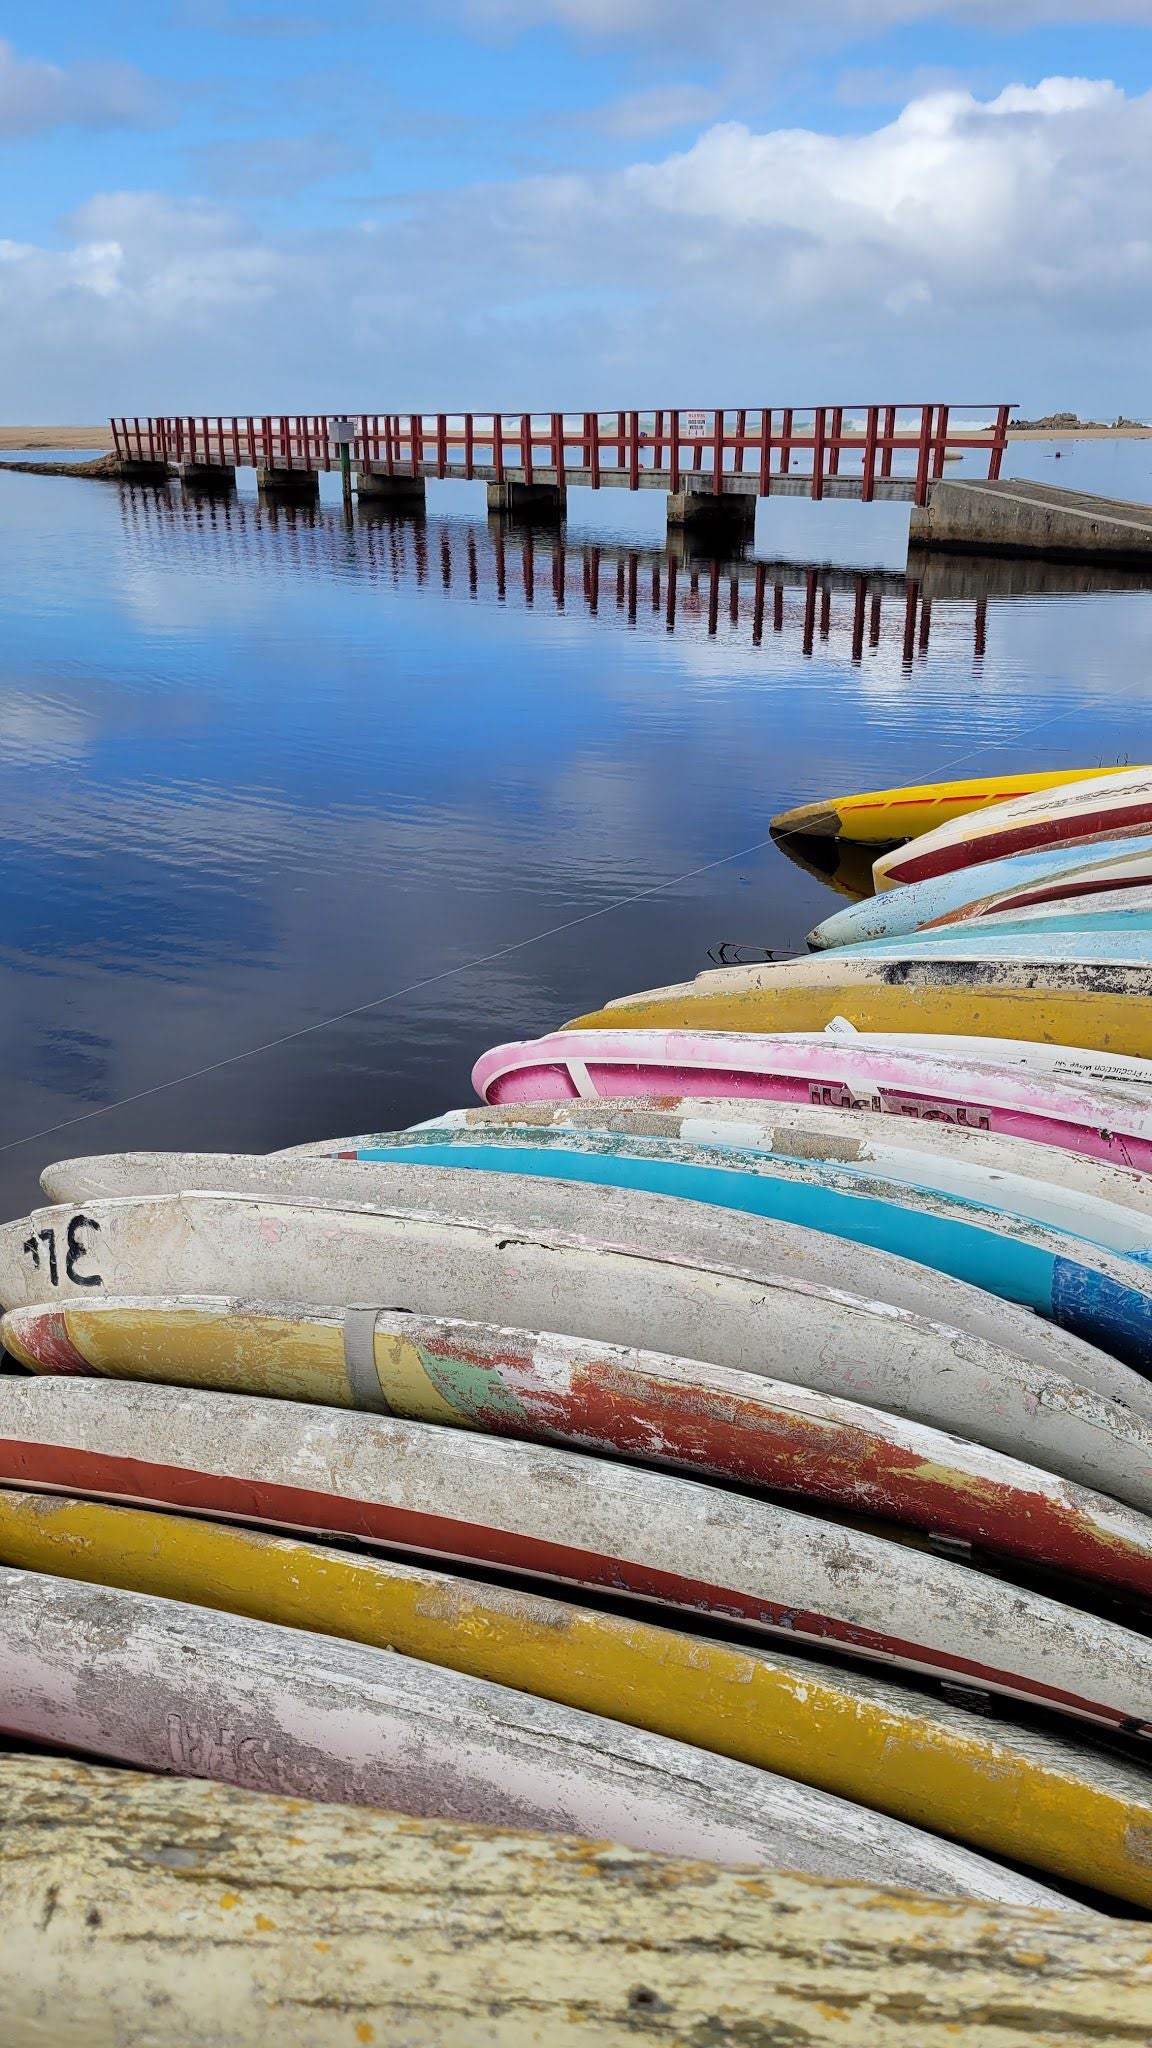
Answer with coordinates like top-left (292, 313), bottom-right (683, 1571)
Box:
top-left (770, 767), bottom-right (1129, 846)
top-left (569, 955), bottom-right (1152, 1059)
top-left (1, 1488), bottom-right (1151, 1910)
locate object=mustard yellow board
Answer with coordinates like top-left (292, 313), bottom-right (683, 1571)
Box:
top-left (567, 957), bottom-right (1152, 1057)
top-left (769, 767), bottom-right (1130, 846)
top-left (1, 1487), bottom-right (1151, 1910)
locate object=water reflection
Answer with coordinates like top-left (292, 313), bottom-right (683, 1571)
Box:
top-left (1, 467), bottom-right (1152, 1217)
top-left (119, 484), bottom-right (1000, 668)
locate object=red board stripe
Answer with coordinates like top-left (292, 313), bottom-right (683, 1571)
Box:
top-left (0, 1435), bottom-right (1137, 1733)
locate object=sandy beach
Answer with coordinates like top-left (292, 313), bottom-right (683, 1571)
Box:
top-left (0, 426), bottom-right (112, 451)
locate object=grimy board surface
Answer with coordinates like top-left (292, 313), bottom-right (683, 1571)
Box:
top-left (41, 1138), bottom-right (1152, 1259)
top-left (472, 1027), bottom-right (1152, 1169)
top-left (0, 1564), bottom-right (1051, 1899)
top-left (0, 1182), bottom-right (1128, 1401)
top-left (2, 1377), bottom-right (1152, 1736)
top-left (417, 1096), bottom-right (1152, 1227)
top-left (5, 1491), bottom-right (1152, 1908)
top-left (808, 834), bottom-right (1152, 947)
top-left (9, 1296), bottom-right (1152, 1602)
top-left (566, 956), bottom-right (1152, 1060)
top-left (7, 1758), bottom-right (1152, 2048)
top-left (2, 1193), bottom-right (1149, 1509)
top-left (320, 1126), bottom-right (1152, 1370)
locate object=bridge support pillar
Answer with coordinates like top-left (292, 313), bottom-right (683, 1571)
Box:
top-left (178, 461), bottom-right (236, 492)
top-left (487, 481), bottom-right (566, 521)
top-left (257, 466), bottom-right (320, 499)
top-left (667, 486), bottom-right (756, 541)
top-left (112, 459), bottom-right (172, 486)
top-left (356, 471), bottom-right (427, 510)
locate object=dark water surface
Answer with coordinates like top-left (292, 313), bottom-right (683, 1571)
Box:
top-left (2, 455), bottom-right (1152, 1217)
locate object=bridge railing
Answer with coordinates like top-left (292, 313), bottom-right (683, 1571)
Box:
top-left (111, 405), bottom-right (1013, 506)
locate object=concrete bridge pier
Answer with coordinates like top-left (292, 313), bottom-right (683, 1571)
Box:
top-left (356, 471), bottom-right (427, 511)
top-left (257, 466), bottom-right (320, 500)
top-left (112, 459), bottom-right (172, 486)
top-left (667, 484), bottom-right (756, 543)
top-left (487, 481), bottom-right (566, 521)
top-left (178, 461), bottom-right (236, 493)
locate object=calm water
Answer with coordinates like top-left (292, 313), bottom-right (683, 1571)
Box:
top-left (2, 446), bottom-right (1152, 1216)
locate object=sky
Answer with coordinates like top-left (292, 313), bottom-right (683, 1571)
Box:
top-left (1, 2), bottom-right (1151, 416)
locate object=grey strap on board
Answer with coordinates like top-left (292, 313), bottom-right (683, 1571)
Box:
top-left (342, 1307), bottom-right (394, 1415)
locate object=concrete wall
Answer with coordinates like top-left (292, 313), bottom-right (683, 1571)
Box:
top-left (910, 478), bottom-right (1152, 565)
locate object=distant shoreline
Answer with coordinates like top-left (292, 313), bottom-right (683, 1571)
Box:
top-left (0, 427), bottom-right (111, 451)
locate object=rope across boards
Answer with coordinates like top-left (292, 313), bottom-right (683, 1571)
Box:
top-left (1, 1755), bottom-right (1149, 2046)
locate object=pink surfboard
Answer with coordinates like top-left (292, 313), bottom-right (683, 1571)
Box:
top-left (472, 1029), bottom-right (1152, 1171)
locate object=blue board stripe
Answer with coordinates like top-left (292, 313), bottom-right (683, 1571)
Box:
top-left (352, 1141), bottom-right (1152, 1373)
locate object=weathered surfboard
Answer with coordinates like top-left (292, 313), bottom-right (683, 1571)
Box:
top-left (1, 1184), bottom-right (1128, 1400)
top-left (417, 1098), bottom-right (1152, 1228)
top-left (316, 1128), bottom-right (1152, 1368)
top-left (566, 957), bottom-right (1152, 1060)
top-left (874, 767), bottom-right (1152, 891)
top-left (808, 835), bottom-right (1152, 948)
top-left (768, 767), bottom-right (1129, 845)
top-left (942, 897), bottom-right (1152, 937)
top-left (9, 1299), bottom-right (1152, 1604)
top-left (932, 866), bottom-right (1152, 928)
top-left (0, 1563), bottom-right (1032, 1895)
top-left (832, 929), bottom-right (1152, 964)
top-left (5, 1498), bottom-right (1152, 1911)
top-left (3, 1194), bottom-right (1150, 1513)
top-left (2, 1378), bottom-right (1152, 1735)
top-left (472, 1029), bottom-right (1152, 1169)
top-left (10, 1759), bottom-right (1152, 2048)
top-left (37, 1130), bottom-right (1152, 1286)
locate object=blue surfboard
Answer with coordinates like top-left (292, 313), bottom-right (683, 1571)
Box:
top-left (340, 1128), bottom-right (1152, 1374)
top-left (808, 834), bottom-right (1152, 950)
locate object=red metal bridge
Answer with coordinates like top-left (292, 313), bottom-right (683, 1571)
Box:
top-left (111, 404), bottom-right (1012, 510)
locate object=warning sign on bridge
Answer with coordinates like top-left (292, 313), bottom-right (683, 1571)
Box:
top-left (684, 411), bottom-right (709, 437)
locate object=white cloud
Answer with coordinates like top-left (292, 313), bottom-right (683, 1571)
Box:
top-left (0, 77), bottom-right (1150, 414)
top-left (0, 39), bottom-right (164, 138)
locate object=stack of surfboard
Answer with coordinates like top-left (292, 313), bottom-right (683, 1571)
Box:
top-left (5, 760), bottom-right (1152, 1966)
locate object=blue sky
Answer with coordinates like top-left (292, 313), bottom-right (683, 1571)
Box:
top-left (2, 2), bottom-right (1151, 415)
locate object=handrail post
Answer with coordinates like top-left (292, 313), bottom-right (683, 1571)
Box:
top-left (589, 412), bottom-right (600, 489)
top-left (616, 409), bottom-right (625, 471)
top-left (779, 407), bottom-right (793, 476)
top-left (628, 409), bottom-right (640, 489)
top-left (932, 403), bottom-right (950, 480)
top-left (881, 406), bottom-right (896, 478)
top-left (758, 408), bottom-right (771, 496)
top-left (493, 413), bottom-right (504, 485)
top-left (735, 407), bottom-right (747, 476)
top-left (914, 405), bottom-right (933, 505)
top-left (828, 406), bottom-right (843, 478)
top-left (862, 405), bottom-right (879, 501)
top-left (464, 413), bottom-right (474, 480)
top-left (712, 408), bottom-right (724, 493)
top-left (521, 412), bottom-right (533, 485)
top-left (811, 407), bottom-right (826, 500)
top-left (989, 403), bottom-right (1011, 480)
top-left (437, 414), bottom-right (447, 479)
top-left (553, 411), bottom-right (565, 490)
top-left (669, 410), bottom-right (680, 494)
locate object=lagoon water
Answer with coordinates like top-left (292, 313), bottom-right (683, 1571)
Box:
top-left (1, 441), bottom-right (1152, 1215)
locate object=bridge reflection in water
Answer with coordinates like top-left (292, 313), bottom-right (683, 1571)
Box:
top-left (115, 484), bottom-right (1006, 669)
